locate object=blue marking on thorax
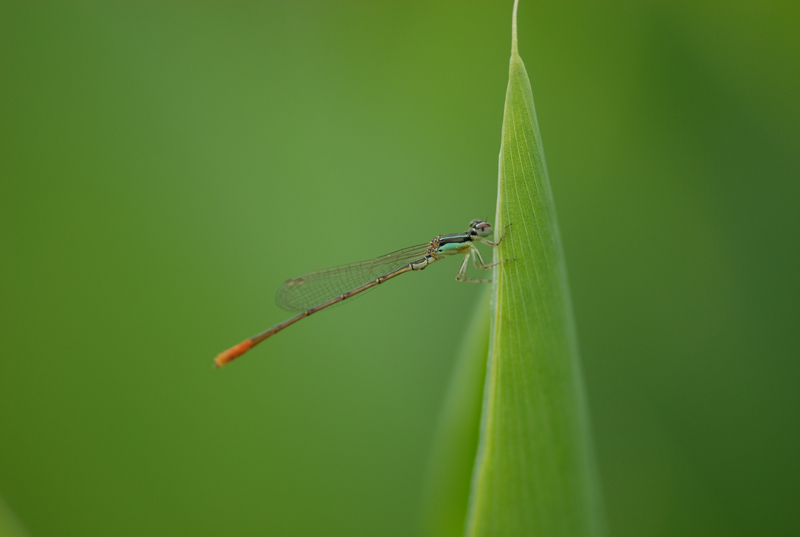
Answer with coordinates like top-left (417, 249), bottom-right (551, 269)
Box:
top-left (437, 242), bottom-right (469, 256)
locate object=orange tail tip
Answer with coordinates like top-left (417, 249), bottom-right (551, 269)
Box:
top-left (214, 339), bottom-right (255, 368)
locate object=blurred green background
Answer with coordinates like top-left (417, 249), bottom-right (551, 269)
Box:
top-left (1, 1), bottom-right (798, 536)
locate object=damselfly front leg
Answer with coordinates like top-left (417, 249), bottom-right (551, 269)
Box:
top-left (454, 224), bottom-right (514, 283)
top-left (480, 223), bottom-right (512, 247)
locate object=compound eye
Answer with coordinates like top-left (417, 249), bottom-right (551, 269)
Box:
top-left (475, 222), bottom-right (493, 237)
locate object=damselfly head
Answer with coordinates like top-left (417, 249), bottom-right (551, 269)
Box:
top-left (469, 220), bottom-right (493, 238)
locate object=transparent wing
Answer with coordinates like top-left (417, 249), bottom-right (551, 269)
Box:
top-left (275, 243), bottom-right (430, 311)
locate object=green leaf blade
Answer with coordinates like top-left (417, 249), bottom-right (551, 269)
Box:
top-left (465, 2), bottom-right (605, 536)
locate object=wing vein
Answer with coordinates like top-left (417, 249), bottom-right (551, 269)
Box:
top-left (275, 243), bottom-right (430, 311)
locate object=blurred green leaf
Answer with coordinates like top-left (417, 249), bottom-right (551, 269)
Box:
top-left (421, 289), bottom-right (490, 537)
top-left (0, 497), bottom-right (30, 537)
top-left (465, 2), bottom-right (605, 536)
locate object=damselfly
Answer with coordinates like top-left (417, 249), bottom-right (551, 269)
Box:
top-left (214, 219), bottom-right (511, 368)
